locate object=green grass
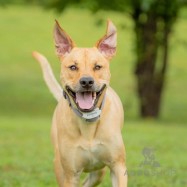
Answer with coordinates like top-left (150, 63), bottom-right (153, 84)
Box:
top-left (0, 5), bottom-right (187, 187)
top-left (0, 116), bottom-right (187, 187)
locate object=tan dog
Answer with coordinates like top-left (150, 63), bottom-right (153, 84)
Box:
top-left (33, 20), bottom-right (127, 187)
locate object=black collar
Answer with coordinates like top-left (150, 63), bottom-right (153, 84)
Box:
top-left (63, 91), bottom-right (106, 123)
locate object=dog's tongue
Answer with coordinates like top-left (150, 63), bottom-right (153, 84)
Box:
top-left (76, 92), bottom-right (93, 110)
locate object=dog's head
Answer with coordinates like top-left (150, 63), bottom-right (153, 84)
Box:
top-left (54, 20), bottom-right (117, 112)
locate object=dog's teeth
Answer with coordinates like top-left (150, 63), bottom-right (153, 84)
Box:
top-left (93, 92), bottom-right (96, 99)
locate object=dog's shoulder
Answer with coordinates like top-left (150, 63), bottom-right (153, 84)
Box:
top-left (103, 87), bottom-right (124, 129)
top-left (107, 87), bottom-right (123, 110)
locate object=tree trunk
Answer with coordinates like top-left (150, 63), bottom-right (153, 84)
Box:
top-left (133, 12), bottom-right (170, 118)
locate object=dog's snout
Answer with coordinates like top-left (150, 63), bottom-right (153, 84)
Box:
top-left (80, 77), bottom-right (94, 89)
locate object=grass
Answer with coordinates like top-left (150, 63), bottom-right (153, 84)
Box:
top-left (0, 5), bottom-right (187, 187)
top-left (0, 116), bottom-right (187, 187)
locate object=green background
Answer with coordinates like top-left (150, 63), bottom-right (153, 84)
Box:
top-left (0, 5), bottom-right (187, 187)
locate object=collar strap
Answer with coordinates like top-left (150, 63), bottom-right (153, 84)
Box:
top-left (63, 91), bottom-right (106, 122)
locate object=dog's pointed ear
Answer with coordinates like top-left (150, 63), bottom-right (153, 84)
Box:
top-left (54, 20), bottom-right (75, 57)
top-left (96, 20), bottom-right (117, 59)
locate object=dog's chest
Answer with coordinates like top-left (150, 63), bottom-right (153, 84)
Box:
top-left (75, 140), bottom-right (108, 172)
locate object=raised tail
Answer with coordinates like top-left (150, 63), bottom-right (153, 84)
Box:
top-left (32, 51), bottom-right (62, 102)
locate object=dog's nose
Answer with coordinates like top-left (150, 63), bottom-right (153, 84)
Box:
top-left (80, 77), bottom-right (94, 89)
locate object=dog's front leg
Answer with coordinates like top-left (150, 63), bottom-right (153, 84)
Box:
top-left (82, 168), bottom-right (106, 187)
top-left (110, 163), bottom-right (127, 187)
top-left (54, 152), bottom-right (80, 187)
top-left (62, 178), bottom-right (80, 187)
top-left (60, 173), bottom-right (81, 187)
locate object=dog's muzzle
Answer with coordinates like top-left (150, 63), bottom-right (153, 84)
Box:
top-left (66, 82), bottom-right (106, 112)
top-left (63, 84), bottom-right (107, 122)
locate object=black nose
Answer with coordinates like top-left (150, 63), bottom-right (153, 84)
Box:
top-left (80, 77), bottom-right (94, 89)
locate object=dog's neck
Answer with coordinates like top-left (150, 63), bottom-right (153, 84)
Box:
top-left (75, 96), bottom-right (109, 140)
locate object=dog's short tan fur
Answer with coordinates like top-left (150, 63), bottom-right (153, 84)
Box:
top-left (33, 20), bottom-right (127, 187)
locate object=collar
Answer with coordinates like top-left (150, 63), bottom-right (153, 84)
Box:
top-left (63, 90), bottom-right (106, 123)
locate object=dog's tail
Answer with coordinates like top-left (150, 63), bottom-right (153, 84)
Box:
top-left (32, 51), bottom-right (62, 102)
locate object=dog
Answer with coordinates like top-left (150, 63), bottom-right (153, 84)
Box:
top-left (33, 20), bottom-right (127, 187)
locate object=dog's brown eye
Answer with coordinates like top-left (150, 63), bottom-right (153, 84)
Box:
top-left (94, 65), bottom-right (102, 71)
top-left (69, 65), bottom-right (78, 71)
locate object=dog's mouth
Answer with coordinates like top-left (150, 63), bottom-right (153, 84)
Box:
top-left (66, 85), bottom-right (106, 112)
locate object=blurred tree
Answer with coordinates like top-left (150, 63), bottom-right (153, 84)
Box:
top-left (45, 0), bottom-right (187, 118)
top-left (0, 0), bottom-right (50, 6)
top-left (129, 0), bottom-right (178, 118)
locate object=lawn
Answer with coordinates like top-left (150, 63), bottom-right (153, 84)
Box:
top-left (0, 5), bottom-right (187, 187)
top-left (0, 116), bottom-right (187, 187)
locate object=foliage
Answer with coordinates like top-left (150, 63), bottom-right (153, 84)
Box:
top-left (0, 0), bottom-right (49, 6)
top-left (44, 0), bottom-right (187, 13)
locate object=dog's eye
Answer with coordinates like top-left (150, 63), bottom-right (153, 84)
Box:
top-left (69, 65), bottom-right (78, 71)
top-left (94, 65), bottom-right (102, 71)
